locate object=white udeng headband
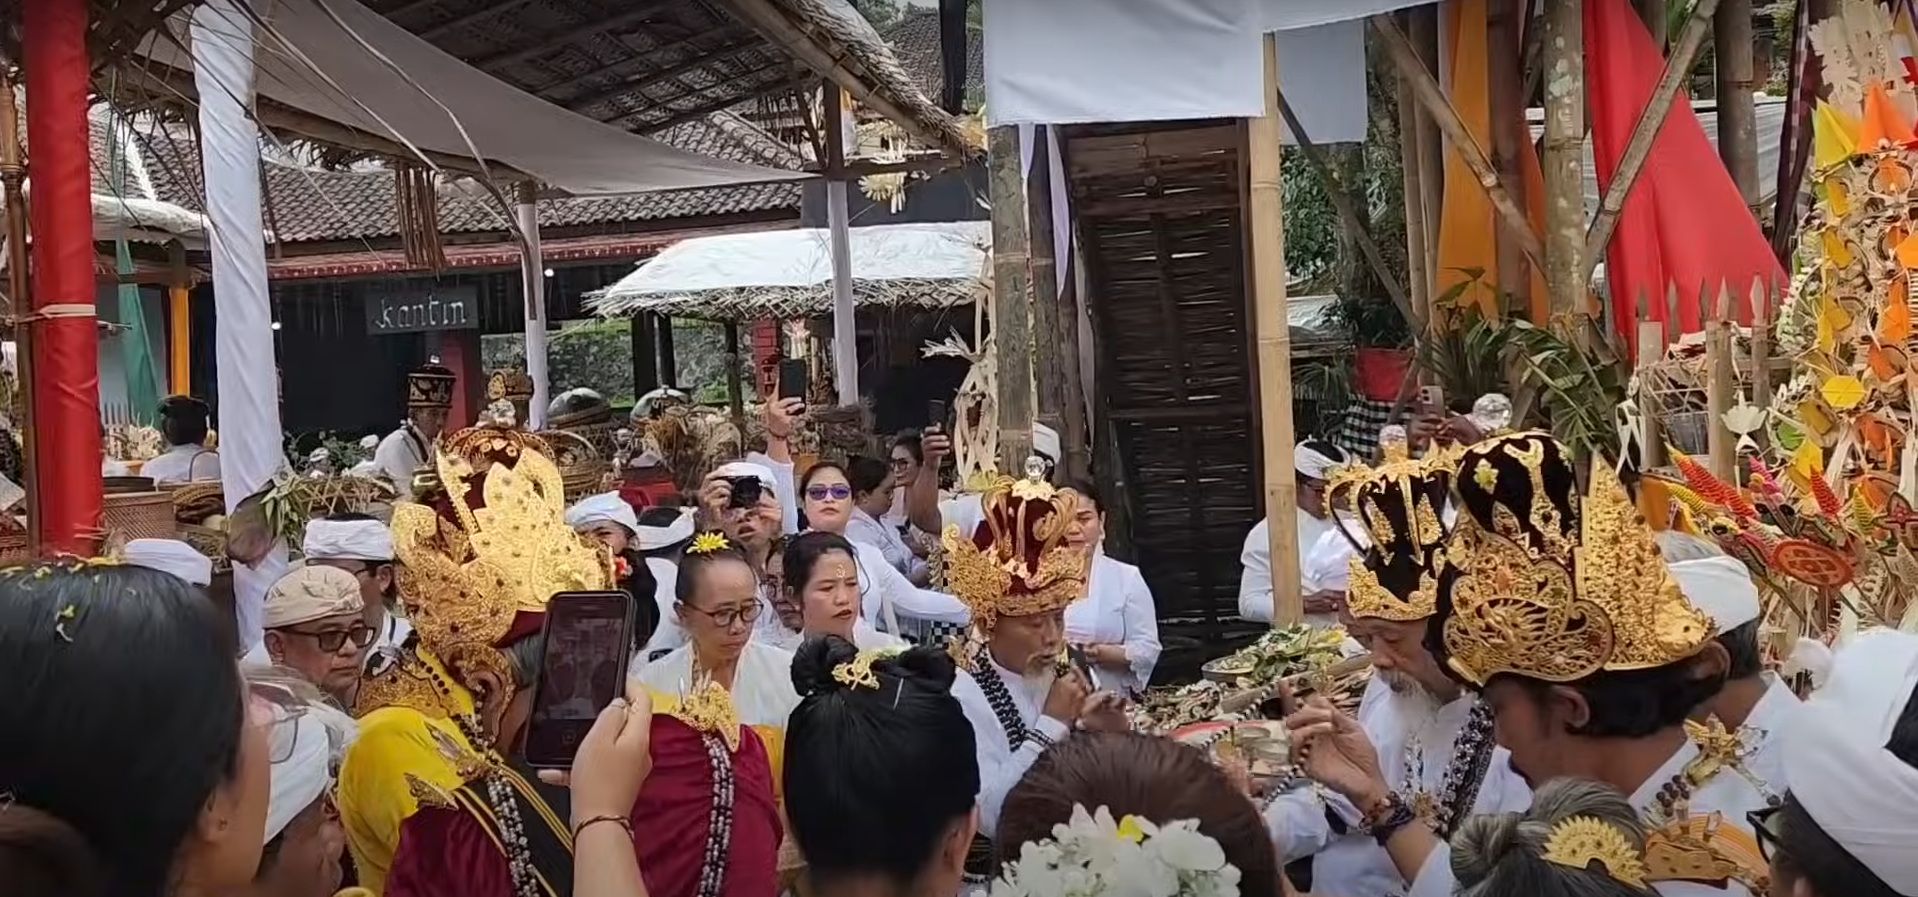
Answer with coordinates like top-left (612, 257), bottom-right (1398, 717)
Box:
top-left (1780, 629), bottom-right (1918, 895)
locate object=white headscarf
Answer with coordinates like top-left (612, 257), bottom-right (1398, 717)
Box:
top-left (564, 492), bottom-right (640, 536)
top-left (301, 519), bottom-right (394, 562)
top-left (633, 507), bottom-right (696, 551)
top-left (121, 539), bottom-right (213, 586)
top-left (1780, 628), bottom-right (1918, 894)
top-left (709, 461), bottom-right (779, 492)
top-left (264, 699), bottom-right (357, 841)
top-left (1293, 440), bottom-right (1350, 481)
top-left (1033, 422), bottom-right (1062, 462)
top-left (1667, 555), bottom-right (1761, 635)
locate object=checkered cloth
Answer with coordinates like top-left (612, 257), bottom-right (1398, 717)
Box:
top-left (1329, 399), bottom-right (1413, 456)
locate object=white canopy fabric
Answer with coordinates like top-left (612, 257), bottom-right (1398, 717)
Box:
top-left (137, 0), bottom-right (808, 196)
top-left (982, 0), bottom-right (1436, 131)
top-left (588, 221), bottom-right (989, 321)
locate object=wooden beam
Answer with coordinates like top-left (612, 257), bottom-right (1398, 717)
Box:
top-left (562, 34), bottom-right (763, 112)
top-left (1705, 288), bottom-right (1735, 479)
top-left (1715, 0), bottom-right (1760, 211)
top-left (1397, 8), bottom-right (1433, 330)
top-left (988, 124), bottom-right (1035, 470)
top-left (802, 155), bottom-right (963, 177)
top-left (1370, 14), bottom-right (1548, 274)
top-left (620, 68), bottom-right (806, 134)
top-left (1275, 91), bottom-right (1416, 328)
top-left (1540, 0), bottom-right (1586, 319)
top-left (474, 1), bottom-right (671, 71)
top-left (1582, 0), bottom-right (1723, 282)
top-left (418, 0), bottom-right (540, 41)
top-left (1028, 127), bottom-right (1068, 449)
top-left (1488, 0), bottom-right (1531, 312)
top-left (1250, 34), bottom-right (1301, 627)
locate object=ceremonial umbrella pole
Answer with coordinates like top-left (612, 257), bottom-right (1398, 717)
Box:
top-left (0, 71), bottom-right (37, 548)
top-left (21, 0), bottom-right (105, 554)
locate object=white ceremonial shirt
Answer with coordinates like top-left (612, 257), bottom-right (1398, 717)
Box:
top-left (953, 658), bottom-right (1071, 840)
top-left (758, 617), bottom-right (906, 654)
top-left (1405, 735), bottom-right (1770, 897)
top-left (142, 443), bottom-right (221, 485)
top-left (845, 506), bottom-right (926, 579)
top-left (1063, 552), bottom-right (1162, 694)
top-left (1270, 681), bottom-right (1530, 897)
top-left (634, 640), bottom-right (801, 730)
top-left (1238, 510), bottom-right (1343, 628)
top-left (372, 424), bottom-right (431, 501)
top-left (848, 540), bottom-right (969, 634)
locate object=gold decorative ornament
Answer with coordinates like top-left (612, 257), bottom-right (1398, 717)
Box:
top-left (831, 651), bottom-right (883, 691)
top-left (1327, 441), bottom-right (1454, 621)
top-left (1541, 816), bottom-right (1650, 888)
top-left (486, 369), bottom-right (537, 403)
top-left (654, 680), bottom-right (742, 751)
top-left (1643, 812), bottom-right (1769, 894)
top-left (390, 419), bottom-right (612, 695)
top-left (1440, 432), bottom-right (1713, 686)
top-left (940, 462), bottom-right (1089, 639)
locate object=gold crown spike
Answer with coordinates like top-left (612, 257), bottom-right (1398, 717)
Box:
top-left (392, 421), bottom-right (613, 673)
top-left (1440, 433), bottom-right (1711, 686)
top-left (1542, 816), bottom-right (1651, 888)
top-left (940, 471), bottom-right (1087, 632)
top-left (1330, 443), bottom-right (1454, 621)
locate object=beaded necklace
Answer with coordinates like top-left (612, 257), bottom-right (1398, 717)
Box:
top-left (1398, 700), bottom-right (1497, 838)
top-left (421, 658), bottom-right (548, 897)
top-left (693, 732), bottom-right (738, 897)
top-left (971, 646), bottom-right (1031, 750)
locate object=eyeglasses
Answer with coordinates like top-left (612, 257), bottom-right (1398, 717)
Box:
top-left (684, 601), bottom-right (763, 628)
top-left (1747, 806), bottom-right (1784, 863)
top-left (889, 457), bottom-right (913, 469)
top-left (284, 623), bottom-right (376, 653)
top-left (806, 484), bottom-right (852, 501)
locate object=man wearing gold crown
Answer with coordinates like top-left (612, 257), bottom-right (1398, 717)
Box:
top-left (374, 360), bottom-right (456, 501)
top-left (337, 418), bottom-right (614, 895)
top-left (1265, 442), bottom-right (1531, 897)
top-left (1288, 432), bottom-right (1773, 897)
top-left (942, 458), bottom-right (1130, 885)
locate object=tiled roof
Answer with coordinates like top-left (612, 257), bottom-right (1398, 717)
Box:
top-left (127, 111), bottom-right (805, 245)
top-left (880, 7), bottom-right (982, 110)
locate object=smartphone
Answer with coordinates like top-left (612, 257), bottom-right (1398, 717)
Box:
top-left (1067, 644), bottom-right (1102, 692)
top-left (726, 475), bottom-right (764, 510)
top-left (778, 359), bottom-right (808, 401)
top-left (928, 398), bottom-right (949, 429)
top-left (1418, 384), bottom-right (1445, 411)
top-left (523, 591), bottom-right (638, 768)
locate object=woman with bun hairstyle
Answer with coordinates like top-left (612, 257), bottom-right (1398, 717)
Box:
top-left (783, 635), bottom-right (980, 897)
top-left (995, 732), bottom-right (1282, 897)
top-left (1449, 778), bottom-right (1659, 897)
top-left (0, 561), bottom-right (273, 897)
top-left (768, 532), bottom-right (906, 653)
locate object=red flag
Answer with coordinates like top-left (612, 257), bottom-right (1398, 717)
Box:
top-left (1586, 0), bottom-right (1784, 351)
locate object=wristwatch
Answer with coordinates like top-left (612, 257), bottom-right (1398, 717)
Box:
top-left (1356, 791), bottom-right (1417, 846)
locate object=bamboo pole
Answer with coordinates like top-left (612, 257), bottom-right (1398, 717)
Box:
top-left (1027, 127), bottom-right (1068, 451)
top-left (1582, 0), bottom-right (1725, 281)
top-left (1396, 31), bottom-right (1433, 328)
top-left (1715, 0), bottom-right (1760, 213)
top-left (1540, 0), bottom-right (1587, 318)
top-left (0, 71), bottom-right (35, 549)
top-left (1371, 15), bottom-right (1548, 273)
top-left (1275, 94), bottom-right (1416, 327)
top-left (1705, 287), bottom-right (1736, 479)
top-left (1488, 0), bottom-right (1530, 309)
top-left (988, 125), bottom-right (1035, 471)
top-left (1410, 7), bottom-right (1443, 301)
top-left (1635, 318), bottom-right (1666, 470)
top-left (168, 241), bottom-right (191, 394)
top-left (1250, 34), bottom-right (1301, 627)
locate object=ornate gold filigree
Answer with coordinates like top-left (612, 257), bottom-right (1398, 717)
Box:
top-left (1644, 812), bottom-right (1769, 894)
top-left (1330, 442), bottom-right (1453, 622)
top-left (486, 369), bottom-right (536, 402)
top-left (406, 773), bottom-right (455, 810)
top-left (830, 648), bottom-right (901, 691)
top-left (941, 468), bottom-right (1089, 634)
top-left (1541, 816), bottom-right (1650, 888)
top-left (655, 680), bottom-right (742, 751)
top-left (1440, 433), bottom-right (1711, 686)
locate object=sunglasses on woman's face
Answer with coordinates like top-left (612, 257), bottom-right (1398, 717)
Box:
top-left (806, 484), bottom-right (852, 501)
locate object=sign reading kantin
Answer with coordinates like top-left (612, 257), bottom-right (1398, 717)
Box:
top-left (365, 286), bottom-right (480, 334)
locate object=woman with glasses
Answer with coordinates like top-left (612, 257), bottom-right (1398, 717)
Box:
top-left (257, 565), bottom-right (372, 706)
top-left (635, 532), bottom-right (801, 785)
top-left (797, 460), bottom-right (968, 645)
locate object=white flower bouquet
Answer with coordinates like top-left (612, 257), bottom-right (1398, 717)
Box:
top-left (990, 804), bottom-right (1241, 897)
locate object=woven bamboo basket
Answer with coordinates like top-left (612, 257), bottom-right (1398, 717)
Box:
top-left (103, 491), bottom-right (179, 541)
top-left (536, 429), bottom-right (611, 503)
top-left (179, 522), bottom-right (232, 573)
top-left (0, 514), bottom-right (29, 565)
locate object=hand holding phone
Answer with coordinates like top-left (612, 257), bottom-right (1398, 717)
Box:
top-left (726, 475), bottom-right (764, 510)
top-left (778, 359), bottom-right (809, 401)
top-left (524, 591), bottom-right (639, 769)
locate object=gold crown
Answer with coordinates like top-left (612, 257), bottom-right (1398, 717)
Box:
top-left (1542, 816), bottom-right (1650, 887)
top-left (1327, 441), bottom-right (1455, 621)
top-left (391, 421), bottom-right (612, 688)
top-left (486, 368), bottom-right (536, 402)
top-left (1440, 432), bottom-right (1711, 686)
top-left (941, 461), bottom-right (1089, 630)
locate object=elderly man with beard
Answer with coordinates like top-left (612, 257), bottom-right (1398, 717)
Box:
top-left (1264, 441), bottom-right (1529, 897)
top-left (1287, 433), bottom-right (1772, 897)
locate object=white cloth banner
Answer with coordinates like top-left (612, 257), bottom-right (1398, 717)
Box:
top-left (193, 0), bottom-right (287, 654)
top-left (149, 0), bottom-right (805, 196)
top-left (982, 0), bottom-right (1435, 133)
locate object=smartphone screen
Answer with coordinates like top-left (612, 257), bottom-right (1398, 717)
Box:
top-left (1067, 645), bottom-right (1102, 692)
top-left (928, 399), bottom-right (949, 429)
top-left (524, 591), bottom-right (637, 768)
top-left (778, 359), bottom-right (809, 401)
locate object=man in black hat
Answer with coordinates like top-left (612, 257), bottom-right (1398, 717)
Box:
top-left (372, 359), bottom-right (454, 500)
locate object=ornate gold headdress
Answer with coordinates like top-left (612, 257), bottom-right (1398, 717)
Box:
top-left (1542, 816), bottom-right (1650, 887)
top-left (390, 418), bottom-right (613, 691)
top-left (486, 368), bottom-right (536, 403)
top-left (942, 458), bottom-right (1089, 634)
top-left (1440, 432), bottom-right (1712, 686)
top-left (1327, 441), bottom-right (1455, 621)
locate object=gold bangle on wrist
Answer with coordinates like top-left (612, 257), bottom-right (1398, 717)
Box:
top-left (574, 814), bottom-right (634, 839)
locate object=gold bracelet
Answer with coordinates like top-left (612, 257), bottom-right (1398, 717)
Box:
top-left (574, 814), bottom-right (634, 839)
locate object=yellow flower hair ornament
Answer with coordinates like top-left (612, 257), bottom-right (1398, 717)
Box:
top-left (687, 531), bottom-right (733, 555)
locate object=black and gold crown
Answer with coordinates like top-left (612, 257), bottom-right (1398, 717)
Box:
top-left (1326, 442), bottom-right (1455, 621)
top-left (407, 358), bottom-right (457, 410)
top-left (941, 459), bottom-right (1089, 631)
top-left (486, 368), bottom-right (537, 403)
top-left (1439, 432), bottom-right (1711, 686)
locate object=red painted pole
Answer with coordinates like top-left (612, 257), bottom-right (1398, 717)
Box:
top-left (22, 0), bottom-right (103, 555)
